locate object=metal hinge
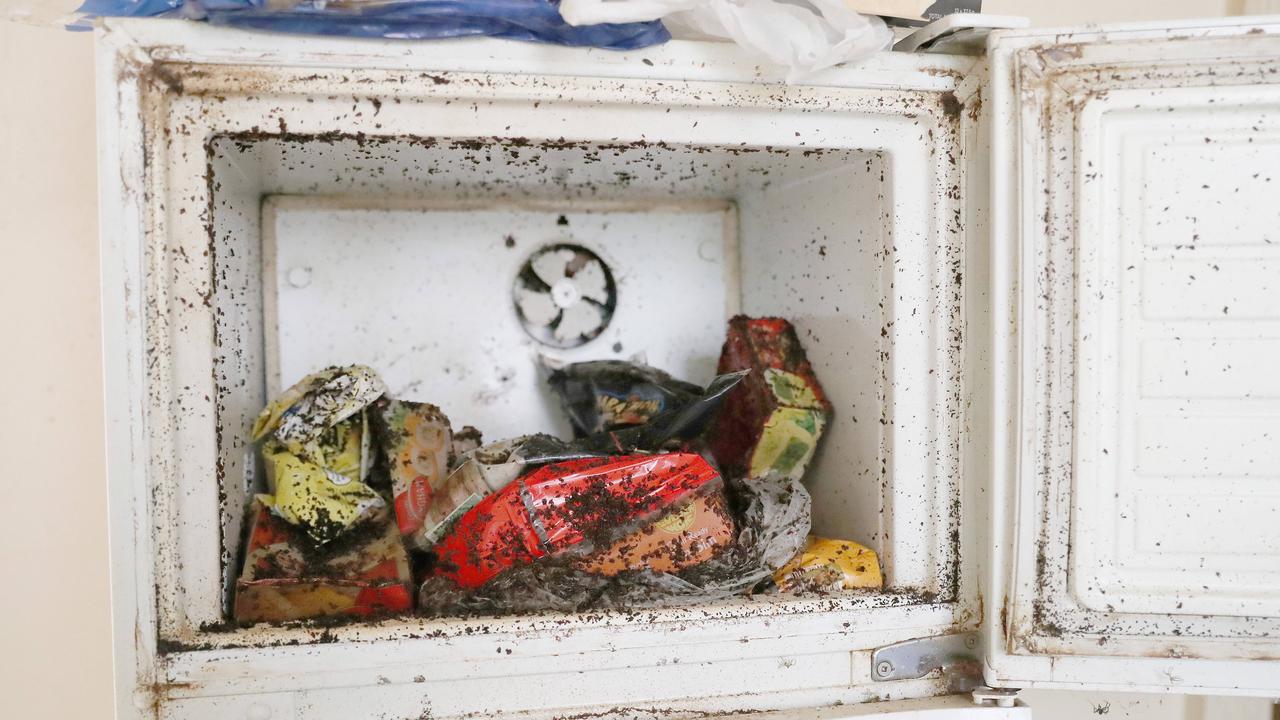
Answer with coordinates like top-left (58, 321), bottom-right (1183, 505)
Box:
top-left (870, 633), bottom-right (982, 691)
top-left (972, 687), bottom-right (1022, 707)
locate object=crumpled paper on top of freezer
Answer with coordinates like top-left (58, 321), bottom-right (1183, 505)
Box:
top-left (417, 471), bottom-right (811, 615)
top-left (557, 0), bottom-right (893, 82)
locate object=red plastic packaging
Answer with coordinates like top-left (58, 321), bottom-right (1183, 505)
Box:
top-left (709, 316), bottom-right (832, 482)
top-left (431, 453), bottom-right (721, 588)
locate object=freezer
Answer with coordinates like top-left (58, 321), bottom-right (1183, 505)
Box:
top-left (93, 14), bottom-right (1280, 720)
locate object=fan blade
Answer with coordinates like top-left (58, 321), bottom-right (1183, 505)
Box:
top-left (530, 248), bottom-right (573, 288)
top-left (515, 286), bottom-right (560, 327)
top-left (570, 256), bottom-right (610, 304)
top-left (553, 300), bottom-right (604, 343)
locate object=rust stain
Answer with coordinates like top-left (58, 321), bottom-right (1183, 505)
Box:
top-left (1039, 43), bottom-right (1084, 64)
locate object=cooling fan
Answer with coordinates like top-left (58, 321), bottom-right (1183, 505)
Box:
top-left (513, 243), bottom-right (617, 349)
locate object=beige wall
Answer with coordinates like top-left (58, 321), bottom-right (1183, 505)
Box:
top-left (0, 2), bottom-right (1269, 719)
top-left (0, 20), bottom-right (113, 720)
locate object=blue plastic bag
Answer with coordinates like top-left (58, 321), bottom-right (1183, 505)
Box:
top-left (71, 0), bottom-right (670, 50)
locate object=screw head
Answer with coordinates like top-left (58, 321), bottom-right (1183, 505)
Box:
top-left (876, 660), bottom-right (894, 677)
top-left (286, 266), bottom-right (312, 289)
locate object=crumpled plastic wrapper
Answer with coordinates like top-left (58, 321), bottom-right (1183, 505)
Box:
top-left (710, 317), bottom-right (832, 484)
top-left (418, 471), bottom-right (810, 615)
top-left (253, 365), bottom-right (389, 544)
top-left (773, 536), bottom-right (883, 594)
top-left (253, 365), bottom-right (386, 446)
top-left (430, 453), bottom-right (723, 588)
top-left (448, 369), bottom-right (746, 474)
top-left (423, 368), bottom-right (748, 548)
top-left (544, 358), bottom-right (706, 436)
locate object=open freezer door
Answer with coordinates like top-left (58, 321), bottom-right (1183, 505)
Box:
top-left (985, 19), bottom-right (1280, 694)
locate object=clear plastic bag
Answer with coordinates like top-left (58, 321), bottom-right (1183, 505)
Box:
top-left (558, 0), bottom-right (892, 80)
top-left (68, 0), bottom-right (670, 49)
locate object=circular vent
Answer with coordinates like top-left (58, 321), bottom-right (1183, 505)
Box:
top-left (513, 243), bottom-right (617, 349)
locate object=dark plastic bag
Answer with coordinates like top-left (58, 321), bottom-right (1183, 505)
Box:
top-left (71, 0), bottom-right (670, 51)
top-left (545, 359), bottom-right (705, 436)
top-left (447, 369), bottom-right (747, 483)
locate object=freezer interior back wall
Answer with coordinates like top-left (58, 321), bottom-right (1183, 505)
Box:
top-left (132, 49), bottom-right (970, 649)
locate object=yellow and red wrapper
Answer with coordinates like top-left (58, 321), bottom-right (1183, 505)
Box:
top-left (709, 317), bottom-right (832, 482)
top-left (234, 504), bottom-right (413, 624)
top-left (431, 453), bottom-right (723, 588)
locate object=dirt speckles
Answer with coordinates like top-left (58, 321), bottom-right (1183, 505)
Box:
top-left (939, 91), bottom-right (963, 120)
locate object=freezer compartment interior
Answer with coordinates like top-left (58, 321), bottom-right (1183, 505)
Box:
top-left (208, 131), bottom-right (957, 627)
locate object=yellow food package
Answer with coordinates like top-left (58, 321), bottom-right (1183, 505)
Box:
top-left (253, 365), bottom-right (386, 446)
top-left (773, 536), bottom-right (883, 594)
top-left (253, 365), bottom-right (388, 545)
top-left (257, 414), bottom-right (386, 544)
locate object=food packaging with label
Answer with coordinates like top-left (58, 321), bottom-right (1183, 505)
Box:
top-left (253, 365), bottom-right (388, 544)
top-left (545, 358), bottom-right (705, 436)
top-left (233, 503), bottom-right (413, 624)
top-left (575, 488), bottom-right (735, 576)
top-left (370, 399), bottom-right (469, 546)
top-left (431, 453), bottom-right (722, 588)
top-left (772, 536), bottom-right (883, 594)
top-left (709, 317), bottom-right (832, 483)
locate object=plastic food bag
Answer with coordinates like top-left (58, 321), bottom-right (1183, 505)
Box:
top-left (557, 0), bottom-right (891, 81)
top-left (418, 470), bottom-right (811, 614)
top-left (234, 502), bottom-right (414, 624)
top-left (370, 399), bottom-right (455, 544)
top-left (433, 368), bottom-right (747, 502)
top-left (430, 452), bottom-right (722, 588)
top-left (575, 488), bottom-right (735, 576)
top-left (709, 316), bottom-right (831, 484)
top-left (69, 0), bottom-right (670, 51)
top-left (545, 358), bottom-right (704, 436)
top-left (253, 366), bottom-right (389, 544)
top-left (772, 536), bottom-right (882, 593)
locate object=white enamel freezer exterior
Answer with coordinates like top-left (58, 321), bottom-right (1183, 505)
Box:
top-left (94, 15), bottom-right (1280, 720)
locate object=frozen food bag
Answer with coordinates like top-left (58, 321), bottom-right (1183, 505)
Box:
top-left (574, 487), bottom-right (735, 576)
top-left (253, 365), bottom-right (386, 448)
top-left (254, 365), bottom-right (387, 544)
top-left (371, 399), bottom-right (457, 542)
top-left (535, 369), bottom-right (749, 459)
top-left (545, 358), bottom-right (704, 436)
top-left (708, 317), bottom-right (832, 483)
top-left (772, 536), bottom-right (882, 593)
top-left (418, 470), bottom-right (811, 615)
top-left (431, 453), bottom-right (721, 588)
top-left (258, 417), bottom-right (386, 544)
top-left (234, 503), bottom-right (413, 624)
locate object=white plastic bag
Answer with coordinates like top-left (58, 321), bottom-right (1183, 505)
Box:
top-left (558, 0), bottom-right (893, 81)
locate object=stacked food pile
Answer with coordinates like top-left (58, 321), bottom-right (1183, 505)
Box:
top-left (233, 316), bottom-right (882, 624)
